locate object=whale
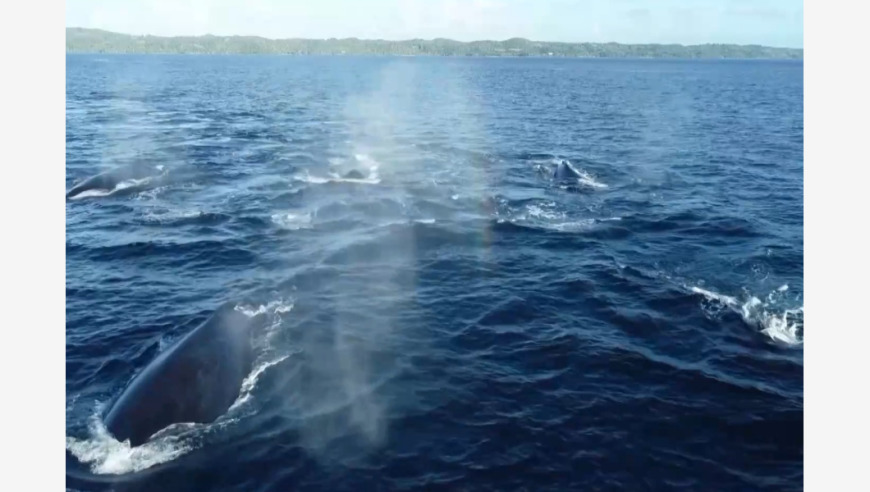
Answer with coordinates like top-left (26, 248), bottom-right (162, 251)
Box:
top-left (103, 302), bottom-right (267, 447)
top-left (341, 169), bottom-right (366, 180)
top-left (551, 160), bottom-right (583, 182)
top-left (66, 164), bottom-right (167, 200)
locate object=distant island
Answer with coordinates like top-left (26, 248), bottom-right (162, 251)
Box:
top-left (66, 28), bottom-right (802, 60)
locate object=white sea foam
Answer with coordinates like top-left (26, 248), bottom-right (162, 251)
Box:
top-left (296, 172), bottom-right (330, 184)
top-left (234, 298), bottom-right (295, 318)
top-left (691, 286), bottom-right (740, 308)
top-left (236, 298), bottom-right (295, 349)
top-left (328, 174), bottom-right (382, 185)
top-left (142, 208), bottom-right (204, 224)
top-left (229, 355), bottom-right (291, 411)
top-left (295, 153), bottom-right (382, 185)
top-left (135, 184), bottom-right (175, 201)
top-left (548, 219), bottom-right (599, 232)
top-left (295, 169), bottom-right (381, 185)
top-left (560, 160), bottom-right (608, 189)
top-left (523, 203), bottom-right (564, 221)
top-left (691, 284), bottom-right (803, 345)
top-left (271, 211), bottom-right (313, 230)
top-left (575, 170), bottom-right (608, 189)
top-left (552, 216), bottom-right (621, 232)
top-left (66, 413), bottom-right (195, 475)
top-left (230, 299), bottom-right (297, 409)
top-left (755, 305), bottom-right (803, 345)
top-left (509, 201), bottom-right (618, 232)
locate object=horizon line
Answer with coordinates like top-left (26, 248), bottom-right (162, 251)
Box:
top-left (65, 27), bottom-right (803, 51)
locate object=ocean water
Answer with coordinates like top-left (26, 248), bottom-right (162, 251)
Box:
top-left (65, 54), bottom-right (803, 491)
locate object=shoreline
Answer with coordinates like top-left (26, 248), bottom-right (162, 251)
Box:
top-left (66, 28), bottom-right (803, 61)
top-left (65, 52), bottom-right (805, 62)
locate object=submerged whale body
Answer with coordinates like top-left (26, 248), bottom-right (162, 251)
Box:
top-left (103, 303), bottom-right (267, 447)
top-left (66, 164), bottom-right (166, 199)
top-left (342, 169), bottom-right (366, 180)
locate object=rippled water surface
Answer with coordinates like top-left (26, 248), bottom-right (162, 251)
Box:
top-left (66, 54), bottom-right (803, 491)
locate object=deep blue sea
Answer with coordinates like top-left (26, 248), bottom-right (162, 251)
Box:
top-left (65, 54), bottom-right (803, 491)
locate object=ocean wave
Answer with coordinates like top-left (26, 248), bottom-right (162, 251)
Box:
top-left (140, 209), bottom-right (230, 226)
top-left (691, 284), bottom-right (803, 346)
top-left (492, 199), bottom-right (620, 233)
top-left (66, 239), bottom-right (257, 267)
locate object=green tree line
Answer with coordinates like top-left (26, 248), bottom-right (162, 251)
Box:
top-left (66, 28), bottom-right (803, 59)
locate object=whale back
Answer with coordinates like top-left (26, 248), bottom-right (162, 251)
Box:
top-left (342, 169), bottom-right (366, 180)
top-left (552, 161), bottom-right (580, 181)
top-left (66, 164), bottom-right (165, 198)
top-left (65, 173), bottom-right (116, 198)
top-left (103, 304), bottom-right (263, 446)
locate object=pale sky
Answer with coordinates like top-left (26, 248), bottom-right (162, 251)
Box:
top-left (66, 0), bottom-right (804, 48)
